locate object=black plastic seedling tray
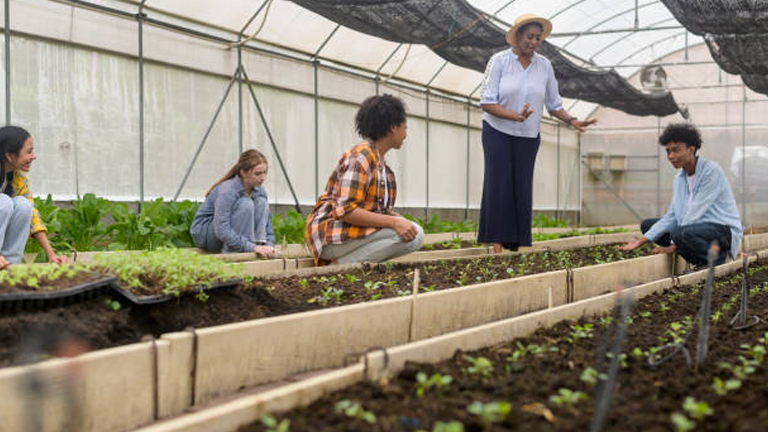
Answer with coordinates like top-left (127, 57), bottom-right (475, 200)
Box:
top-left (108, 278), bottom-right (244, 305)
top-left (0, 274), bottom-right (118, 312)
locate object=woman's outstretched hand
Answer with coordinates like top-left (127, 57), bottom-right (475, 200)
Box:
top-left (570, 118), bottom-right (598, 133)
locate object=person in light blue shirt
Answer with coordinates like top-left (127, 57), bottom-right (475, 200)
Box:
top-left (190, 149), bottom-right (279, 258)
top-left (620, 123), bottom-right (743, 266)
top-left (478, 14), bottom-right (597, 254)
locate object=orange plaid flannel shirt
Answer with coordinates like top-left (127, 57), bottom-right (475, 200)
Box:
top-left (305, 142), bottom-right (397, 265)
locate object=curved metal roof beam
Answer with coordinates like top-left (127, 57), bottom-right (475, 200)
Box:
top-left (615, 30), bottom-right (687, 65)
top-left (562, 1), bottom-right (660, 49)
top-left (548, 0), bottom-right (589, 21)
top-left (588, 17), bottom-right (678, 63)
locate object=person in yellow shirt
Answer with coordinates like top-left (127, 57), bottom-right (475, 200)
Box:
top-left (0, 126), bottom-right (67, 269)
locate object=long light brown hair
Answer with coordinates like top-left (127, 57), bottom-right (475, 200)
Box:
top-left (206, 149), bottom-right (268, 197)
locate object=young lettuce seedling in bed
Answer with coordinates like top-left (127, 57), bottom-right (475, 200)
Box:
top-left (334, 400), bottom-right (376, 424)
top-left (260, 415), bottom-right (290, 432)
top-left (566, 324), bottom-right (594, 343)
top-left (548, 388), bottom-right (588, 411)
top-left (711, 376), bottom-right (742, 395)
top-left (466, 401), bottom-right (511, 427)
top-left (682, 397), bottom-right (713, 421)
top-left (415, 372), bottom-right (452, 398)
top-left (420, 421), bottom-right (465, 432)
top-left (463, 356), bottom-right (494, 379)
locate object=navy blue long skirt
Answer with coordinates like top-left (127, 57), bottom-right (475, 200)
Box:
top-left (477, 121), bottom-right (540, 247)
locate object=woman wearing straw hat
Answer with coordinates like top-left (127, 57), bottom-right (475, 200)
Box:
top-left (478, 14), bottom-right (597, 253)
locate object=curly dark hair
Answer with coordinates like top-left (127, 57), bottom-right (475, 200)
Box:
top-left (355, 94), bottom-right (406, 141)
top-left (659, 123), bottom-right (702, 152)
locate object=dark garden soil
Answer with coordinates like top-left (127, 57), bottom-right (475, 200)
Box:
top-left (242, 263), bottom-right (768, 432)
top-left (420, 240), bottom-right (481, 251)
top-left (0, 244), bottom-right (651, 367)
top-left (0, 271), bottom-right (105, 294)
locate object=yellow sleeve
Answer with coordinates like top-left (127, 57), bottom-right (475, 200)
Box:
top-left (12, 171), bottom-right (46, 235)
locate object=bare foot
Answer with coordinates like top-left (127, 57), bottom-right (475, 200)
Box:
top-left (492, 243), bottom-right (502, 254)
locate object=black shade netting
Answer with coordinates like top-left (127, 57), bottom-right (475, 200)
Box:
top-left (741, 74), bottom-right (768, 94)
top-left (660, 0), bottom-right (768, 35)
top-left (289, 0), bottom-right (681, 117)
top-left (705, 33), bottom-right (768, 75)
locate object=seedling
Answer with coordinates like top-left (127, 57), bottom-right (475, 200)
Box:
top-left (319, 287), bottom-right (344, 306)
top-left (580, 367), bottom-right (606, 387)
top-left (428, 421), bottom-right (465, 432)
top-left (334, 399), bottom-right (376, 424)
top-left (711, 377), bottom-right (741, 395)
top-left (261, 415), bottom-right (290, 432)
top-left (670, 412), bottom-right (696, 432)
top-left (466, 401), bottom-right (511, 426)
top-left (415, 372), bottom-right (452, 398)
top-left (344, 274), bottom-right (360, 283)
top-left (566, 323), bottom-right (594, 343)
top-left (463, 356), bottom-right (494, 379)
top-left (682, 397), bottom-right (713, 421)
top-left (548, 388), bottom-right (588, 410)
top-left (297, 279), bottom-right (309, 289)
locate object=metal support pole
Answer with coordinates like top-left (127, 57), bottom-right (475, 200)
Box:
top-left (634, 0), bottom-right (639, 28)
top-left (425, 89), bottom-right (430, 218)
top-left (684, 31), bottom-right (688, 61)
top-left (577, 133), bottom-right (582, 225)
top-left (741, 86), bottom-right (747, 225)
top-left (465, 99), bottom-right (471, 221)
top-left (4, 0), bottom-right (10, 125)
top-left (556, 124), bottom-right (561, 220)
top-left (174, 67), bottom-right (239, 201)
top-left (314, 60), bottom-right (319, 199)
top-left (237, 43), bottom-right (243, 154)
top-left (657, 117), bottom-right (661, 215)
top-left (241, 67), bottom-right (302, 214)
top-left (138, 0), bottom-right (147, 208)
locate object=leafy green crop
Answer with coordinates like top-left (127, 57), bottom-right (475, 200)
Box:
top-left (90, 248), bottom-right (244, 297)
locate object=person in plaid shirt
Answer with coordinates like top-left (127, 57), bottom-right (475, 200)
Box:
top-left (305, 94), bottom-right (424, 265)
top-left (0, 126), bottom-right (68, 269)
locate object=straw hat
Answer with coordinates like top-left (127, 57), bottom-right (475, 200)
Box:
top-left (506, 14), bottom-right (553, 46)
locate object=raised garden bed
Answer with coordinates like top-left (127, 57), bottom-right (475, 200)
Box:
top-left (247, 263), bottom-right (768, 432)
top-left (0, 244), bottom-right (651, 368)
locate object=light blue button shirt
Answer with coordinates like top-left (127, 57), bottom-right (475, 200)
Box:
top-left (480, 49), bottom-right (563, 138)
top-left (644, 157), bottom-right (743, 258)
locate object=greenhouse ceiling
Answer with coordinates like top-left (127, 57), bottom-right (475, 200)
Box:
top-left (64, 0), bottom-right (708, 115)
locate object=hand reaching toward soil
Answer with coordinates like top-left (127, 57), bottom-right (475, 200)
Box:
top-left (652, 244), bottom-right (677, 255)
top-left (255, 245), bottom-right (278, 259)
top-left (0, 255), bottom-right (8, 270)
top-left (618, 237), bottom-right (647, 251)
top-left (48, 254), bottom-right (68, 264)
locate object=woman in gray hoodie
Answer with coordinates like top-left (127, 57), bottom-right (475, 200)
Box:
top-left (190, 149), bottom-right (278, 258)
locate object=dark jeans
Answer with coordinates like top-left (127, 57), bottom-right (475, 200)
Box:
top-left (641, 218), bottom-right (731, 266)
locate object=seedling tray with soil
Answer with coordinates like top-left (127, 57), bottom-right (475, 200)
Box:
top-left (0, 264), bottom-right (115, 311)
top-left (248, 263), bottom-right (768, 432)
top-left (89, 248), bottom-right (246, 304)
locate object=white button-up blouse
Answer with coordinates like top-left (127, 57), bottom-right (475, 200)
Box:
top-left (479, 49), bottom-right (563, 138)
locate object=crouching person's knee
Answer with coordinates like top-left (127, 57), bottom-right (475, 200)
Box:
top-left (404, 222), bottom-right (425, 253)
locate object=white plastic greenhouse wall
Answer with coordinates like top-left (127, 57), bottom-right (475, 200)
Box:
top-left (0, 0), bottom-right (766, 226)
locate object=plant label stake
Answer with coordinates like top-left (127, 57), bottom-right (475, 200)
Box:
top-left (695, 244), bottom-right (718, 371)
top-left (590, 289), bottom-right (632, 432)
top-left (408, 269), bottom-right (420, 343)
top-left (730, 254), bottom-right (760, 330)
top-left (649, 244), bottom-right (718, 370)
